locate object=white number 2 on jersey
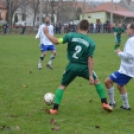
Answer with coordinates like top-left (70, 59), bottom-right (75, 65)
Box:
top-left (72, 45), bottom-right (82, 59)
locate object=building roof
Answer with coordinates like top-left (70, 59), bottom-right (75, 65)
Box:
top-left (0, 2), bottom-right (6, 9)
top-left (87, 2), bottom-right (128, 13)
top-left (86, 2), bottom-right (134, 18)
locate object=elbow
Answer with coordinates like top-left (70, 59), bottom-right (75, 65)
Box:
top-left (54, 42), bottom-right (59, 45)
top-left (54, 39), bottom-right (59, 45)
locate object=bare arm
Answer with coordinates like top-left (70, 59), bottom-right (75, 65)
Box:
top-left (88, 57), bottom-right (94, 85)
top-left (114, 32), bottom-right (117, 37)
top-left (45, 33), bottom-right (59, 45)
top-left (35, 25), bottom-right (41, 39)
top-left (44, 26), bottom-right (59, 45)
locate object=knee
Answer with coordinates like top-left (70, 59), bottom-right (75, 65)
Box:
top-left (117, 85), bottom-right (121, 90)
top-left (104, 78), bottom-right (109, 86)
top-left (43, 52), bottom-right (46, 56)
top-left (104, 77), bottom-right (113, 88)
top-left (59, 85), bottom-right (67, 90)
top-left (94, 78), bottom-right (100, 85)
top-left (53, 51), bottom-right (56, 56)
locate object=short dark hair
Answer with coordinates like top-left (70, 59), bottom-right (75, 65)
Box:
top-left (79, 20), bottom-right (89, 31)
top-left (130, 23), bottom-right (134, 29)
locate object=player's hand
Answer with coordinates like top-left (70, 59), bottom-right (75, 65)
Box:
top-left (116, 49), bottom-right (121, 54)
top-left (35, 35), bottom-right (39, 39)
top-left (89, 76), bottom-right (95, 85)
top-left (43, 26), bottom-right (49, 34)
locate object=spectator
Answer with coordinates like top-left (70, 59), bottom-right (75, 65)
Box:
top-left (93, 23), bottom-right (96, 33)
top-left (89, 23), bottom-right (93, 33)
top-left (3, 22), bottom-right (8, 35)
top-left (0, 22), bottom-right (2, 33)
top-left (20, 22), bottom-right (26, 34)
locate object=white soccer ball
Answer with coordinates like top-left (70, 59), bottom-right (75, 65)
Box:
top-left (44, 93), bottom-right (55, 105)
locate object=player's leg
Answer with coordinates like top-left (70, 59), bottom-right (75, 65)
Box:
top-left (79, 68), bottom-right (113, 112)
top-left (38, 44), bottom-right (47, 69)
top-left (105, 71), bottom-right (132, 110)
top-left (117, 84), bottom-right (131, 110)
top-left (49, 63), bottom-right (77, 114)
top-left (105, 76), bottom-right (116, 108)
top-left (114, 38), bottom-right (121, 50)
top-left (46, 45), bottom-right (56, 69)
top-left (93, 77), bottom-right (113, 112)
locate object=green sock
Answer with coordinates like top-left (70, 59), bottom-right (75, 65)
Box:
top-left (95, 84), bottom-right (106, 99)
top-left (114, 44), bottom-right (120, 50)
top-left (54, 88), bottom-right (64, 104)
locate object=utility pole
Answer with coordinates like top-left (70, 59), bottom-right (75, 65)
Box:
top-left (51, 0), bottom-right (54, 23)
top-left (82, 0), bottom-right (86, 19)
top-left (9, 0), bottom-right (12, 31)
top-left (39, 0), bottom-right (43, 25)
top-left (110, 0), bottom-right (113, 24)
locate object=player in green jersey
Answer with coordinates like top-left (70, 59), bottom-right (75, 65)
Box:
top-left (43, 20), bottom-right (113, 114)
top-left (114, 23), bottom-right (125, 50)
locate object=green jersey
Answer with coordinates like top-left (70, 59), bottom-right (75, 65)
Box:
top-left (114, 27), bottom-right (125, 39)
top-left (61, 32), bottom-right (96, 65)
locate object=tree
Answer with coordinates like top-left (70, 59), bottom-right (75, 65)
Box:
top-left (56, 0), bottom-right (77, 23)
top-left (0, 12), bottom-right (2, 20)
top-left (4, 0), bottom-right (25, 30)
top-left (28, 0), bottom-right (39, 27)
top-left (76, 7), bottom-right (82, 20)
top-left (14, 13), bottom-right (18, 24)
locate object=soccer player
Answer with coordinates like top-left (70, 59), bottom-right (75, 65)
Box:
top-left (43, 20), bottom-right (113, 114)
top-left (35, 16), bottom-right (56, 70)
top-left (105, 23), bottom-right (134, 110)
top-left (113, 23), bottom-right (125, 50)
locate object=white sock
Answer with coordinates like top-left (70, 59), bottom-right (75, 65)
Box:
top-left (48, 54), bottom-right (55, 65)
top-left (120, 93), bottom-right (130, 108)
top-left (108, 87), bottom-right (115, 104)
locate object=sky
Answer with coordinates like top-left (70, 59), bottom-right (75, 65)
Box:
top-left (92, 0), bottom-right (120, 1)
top-left (85, 0), bottom-right (134, 2)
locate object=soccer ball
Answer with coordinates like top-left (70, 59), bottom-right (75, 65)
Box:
top-left (44, 92), bottom-right (55, 105)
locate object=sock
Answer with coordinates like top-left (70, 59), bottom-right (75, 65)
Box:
top-left (95, 84), bottom-right (107, 103)
top-left (108, 87), bottom-right (115, 104)
top-left (53, 88), bottom-right (64, 110)
top-left (48, 54), bottom-right (55, 65)
top-left (114, 45), bottom-right (120, 50)
top-left (120, 93), bottom-right (130, 108)
top-left (39, 54), bottom-right (44, 64)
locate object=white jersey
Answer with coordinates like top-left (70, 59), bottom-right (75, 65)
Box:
top-left (118, 36), bottom-right (134, 77)
top-left (36, 24), bottom-right (54, 45)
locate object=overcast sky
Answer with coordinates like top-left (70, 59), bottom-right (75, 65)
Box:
top-left (91, 0), bottom-right (120, 1)
top-left (85, 0), bottom-right (134, 2)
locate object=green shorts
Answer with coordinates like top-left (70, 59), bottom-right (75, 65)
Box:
top-left (61, 63), bottom-right (98, 86)
top-left (115, 37), bottom-right (121, 45)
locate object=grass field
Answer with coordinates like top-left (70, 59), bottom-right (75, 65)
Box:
top-left (0, 33), bottom-right (134, 134)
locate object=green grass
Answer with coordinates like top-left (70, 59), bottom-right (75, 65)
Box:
top-left (0, 34), bottom-right (134, 134)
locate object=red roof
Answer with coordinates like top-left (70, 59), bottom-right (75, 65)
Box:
top-left (87, 2), bottom-right (128, 13)
top-left (86, 2), bottom-right (134, 18)
top-left (112, 11), bottom-right (134, 18)
top-left (0, 2), bottom-right (6, 9)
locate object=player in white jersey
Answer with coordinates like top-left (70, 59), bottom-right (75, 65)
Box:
top-left (35, 16), bottom-right (56, 70)
top-left (105, 23), bottom-right (134, 110)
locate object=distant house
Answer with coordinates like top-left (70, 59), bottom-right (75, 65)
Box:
top-left (80, 2), bottom-right (134, 24)
top-left (0, 3), bottom-right (7, 21)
